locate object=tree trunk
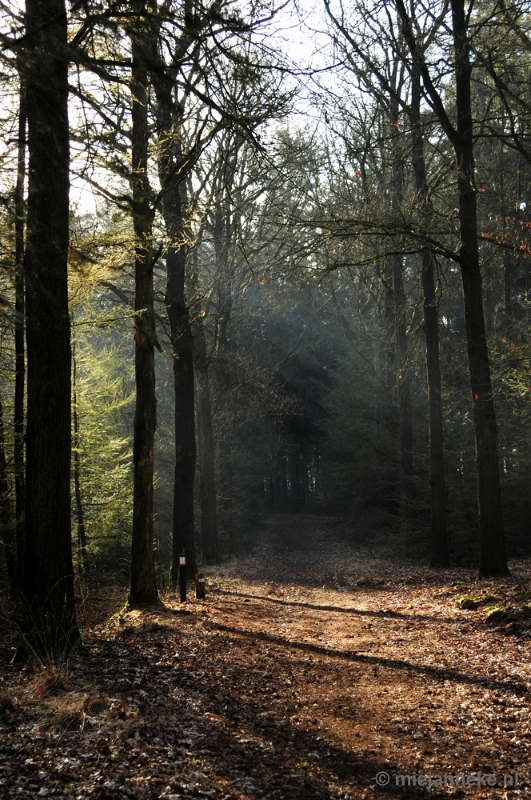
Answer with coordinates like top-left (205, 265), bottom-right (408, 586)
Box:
top-left (14, 72), bottom-right (26, 595)
top-left (166, 238), bottom-right (197, 582)
top-left (128, 1), bottom-right (158, 605)
top-left (390, 102), bottom-right (414, 514)
top-left (394, 252), bottom-right (414, 509)
top-left (215, 225), bottom-right (235, 545)
top-left (382, 99), bottom-right (413, 517)
top-left (382, 268), bottom-right (401, 513)
top-left (503, 243), bottom-right (514, 324)
top-left (22, 0), bottom-right (80, 658)
top-left (410, 63), bottom-right (450, 567)
top-left (0, 394), bottom-right (15, 594)
top-left (422, 257), bottom-right (450, 567)
top-left (151, 62), bottom-right (198, 584)
top-left (72, 336), bottom-right (88, 579)
top-left (395, 0), bottom-right (508, 576)
top-left (194, 323), bottom-right (219, 563)
top-left (289, 444), bottom-right (305, 512)
top-left (451, 0), bottom-right (508, 577)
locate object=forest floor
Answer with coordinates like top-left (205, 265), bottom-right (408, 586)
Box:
top-left (2, 515), bottom-right (531, 800)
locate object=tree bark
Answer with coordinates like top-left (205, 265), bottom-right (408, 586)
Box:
top-left (22, 0), bottom-right (80, 658)
top-left (289, 445), bottom-right (305, 512)
top-left (0, 394), bottom-right (15, 594)
top-left (151, 54), bottom-right (198, 584)
top-left (382, 267), bottom-right (401, 513)
top-left (410, 63), bottom-right (450, 567)
top-left (14, 72), bottom-right (26, 595)
top-left (382, 96), bottom-right (413, 516)
top-left (72, 336), bottom-right (88, 579)
top-left (128, 0), bottom-right (158, 605)
top-left (451, 0), bottom-right (508, 576)
top-left (503, 243), bottom-right (514, 324)
top-left (214, 211), bottom-right (235, 545)
top-left (166, 236), bottom-right (197, 582)
top-left (194, 323), bottom-right (219, 563)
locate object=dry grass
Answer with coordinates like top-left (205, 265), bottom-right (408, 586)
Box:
top-left (30, 668), bottom-right (72, 699)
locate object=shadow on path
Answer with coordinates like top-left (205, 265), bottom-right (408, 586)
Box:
top-left (217, 590), bottom-right (457, 625)
top-left (208, 620), bottom-right (528, 696)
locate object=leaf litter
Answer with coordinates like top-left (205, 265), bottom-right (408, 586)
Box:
top-left (1, 514), bottom-right (531, 799)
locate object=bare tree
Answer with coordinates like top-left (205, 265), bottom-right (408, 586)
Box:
top-left (394, 0), bottom-right (508, 576)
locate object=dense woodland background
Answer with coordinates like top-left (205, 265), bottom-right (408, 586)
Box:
top-left (1, 0), bottom-right (531, 655)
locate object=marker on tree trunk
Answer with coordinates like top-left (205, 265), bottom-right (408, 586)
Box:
top-left (179, 552), bottom-right (186, 602)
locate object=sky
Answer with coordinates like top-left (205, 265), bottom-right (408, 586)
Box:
top-left (66, 0), bottom-right (332, 214)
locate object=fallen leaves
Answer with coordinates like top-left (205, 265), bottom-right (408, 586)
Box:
top-left (1, 515), bottom-right (531, 798)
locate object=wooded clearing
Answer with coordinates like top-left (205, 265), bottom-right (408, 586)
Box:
top-left (1, 515), bottom-right (530, 799)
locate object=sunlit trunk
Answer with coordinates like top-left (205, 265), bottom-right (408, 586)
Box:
top-left (0, 395), bottom-right (15, 593)
top-left (14, 71), bottom-right (26, 595)
top-left (72, 337), bottom-right (88, 579)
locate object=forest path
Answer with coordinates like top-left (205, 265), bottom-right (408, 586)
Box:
top-left (2, 515), bottom-right (531, 800)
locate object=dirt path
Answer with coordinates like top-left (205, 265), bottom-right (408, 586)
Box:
top-left (1, 515), bottom-right (531, 799)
